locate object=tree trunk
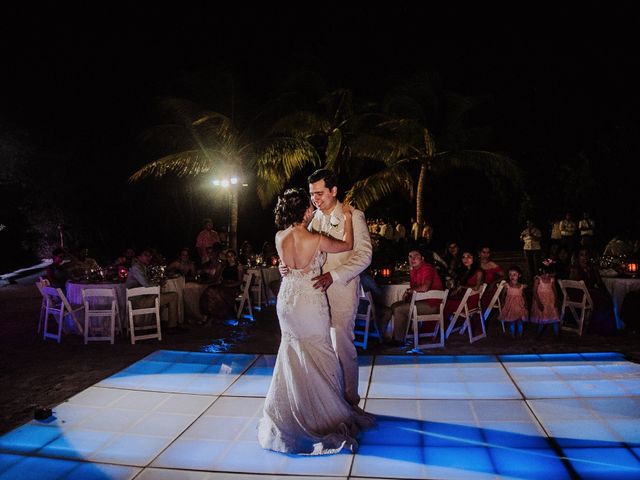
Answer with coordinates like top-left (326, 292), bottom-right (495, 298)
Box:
top-left (416, 162), bottom-right (427, 230)
top-left (229, 189), bottom-right (238, 251)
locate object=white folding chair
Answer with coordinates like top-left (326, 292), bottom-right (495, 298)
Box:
top-left (35, 277), bottom-right (51, 334)
top-left (445, 287), bottom-right (486, 343)
top-left (250, 270), bottom-right (265, 310)
top-left (42, 286), bottom-right (84, 343)
top-left (126, 286), bottom-right (162, 344)
top-left (236, 272), bottom-right (254, 320)
top-left (483, 280), bottom-right (507, 327)
top-left (354, 289), bottom-right (381, 349)
top-left (405, 289), bottom-right (449, 349)
top-left (558, 279), bottom-right (593, 336)
top-left (82, 288), bottom-right (117, 344)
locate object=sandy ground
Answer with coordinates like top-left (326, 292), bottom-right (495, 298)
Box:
top-left (1, 283), bottom-right (639, 435)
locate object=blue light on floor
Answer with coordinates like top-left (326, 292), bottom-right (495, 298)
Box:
top-left (1, 351), bottom-right (639, 478)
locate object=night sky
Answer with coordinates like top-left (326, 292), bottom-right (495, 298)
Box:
top-left (1, 2), bottom-right (638, 271)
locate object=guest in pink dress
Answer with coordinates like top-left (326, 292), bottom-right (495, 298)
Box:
top-left (498, 266), bottom-right (528, 338)
top-left (530, 260), bottom-right (560, 337)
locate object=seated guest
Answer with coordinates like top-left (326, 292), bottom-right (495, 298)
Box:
top-left (359, 267), bottom-right (392, 341)
top-left (554, 246), bottom-right (572, 280)
top-left (66, 246), bottom-right (100, 281)
top-left (442, 241), bottom-right (462, 280)
top-left (239, 241), bottom-right (255, 266)
top-left (198, 243), bottom-right (223, 282)
top-left (167, 248), bottom-right (196, 279)
top-left (199, 247), bottom-right (242, 324)
top-left (126, 249), bottom-right (185, 334)
top-left (378, 247), bottom-right (444, 346)
top-left (44, 248), bottom-right (69, 288)
top-left (261, 241), bottom-right (278, 264)
top-left (569, 248), bottom-right (616, 335)
top-left (114, 247), bottom-right (136, 269)
top-left (444, 249), bottom-right (484, 322)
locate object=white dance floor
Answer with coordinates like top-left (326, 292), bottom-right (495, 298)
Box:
top-left (1, 351), bottom-right (640, 479)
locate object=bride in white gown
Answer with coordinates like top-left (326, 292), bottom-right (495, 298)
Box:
top-left (258, 188), bottom-right (375, 455)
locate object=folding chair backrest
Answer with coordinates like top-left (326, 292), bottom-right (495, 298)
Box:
top-left (408, 289), bottom-right (449, 349)
top-left (558, 279), bottom-right (593, 336)
top-left (236, 272), bottom-right (255, 320)
top-left (36, 277), bottom-right (50, 293)
top-left (558, 279), bottom-right (593, 308)
top-left (126, 286), bottom-right (161, 344)
top-left (483, 280), bottom-right (507, 322)
top-left (127, 286), bottom-right (161, 300)
top-left (354, 288), bottom-right (380, 349)
top-left (83, 288), bottom-right (116, 300)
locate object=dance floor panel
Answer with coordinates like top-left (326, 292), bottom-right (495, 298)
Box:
top-left (1, 350), bottom-right (640, 479)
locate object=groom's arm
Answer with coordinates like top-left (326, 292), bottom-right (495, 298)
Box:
top-left (329, 209), bottom-right (372, 285)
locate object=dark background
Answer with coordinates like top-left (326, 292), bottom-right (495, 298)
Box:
top-left (1, 2), bottom-right (638, 272)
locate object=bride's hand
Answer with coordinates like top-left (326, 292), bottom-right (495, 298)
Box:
top-left (342, 204), bottom-right (354, 216)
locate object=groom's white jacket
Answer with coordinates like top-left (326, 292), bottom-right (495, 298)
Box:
top-left (310, 201), bottom-right (372, 293)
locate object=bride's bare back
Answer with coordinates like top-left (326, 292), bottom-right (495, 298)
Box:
top-left (276, 208), bottom-right (354, 272)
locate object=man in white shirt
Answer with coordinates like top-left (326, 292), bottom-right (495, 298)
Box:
top-left (520, 220), bottom-right (542, 280)
top-left (306, 169), bottom-right (372, 406)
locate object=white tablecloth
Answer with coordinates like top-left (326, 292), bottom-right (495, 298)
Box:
top-left (183, 282), bottom-right (209, 322)
top-left (602, 277), bottom-right (640, 329)
top-left (162, 275), bottom-right (185, 324)
top-left (378, 283), bottom-right (410, 306)
top-left (66, 281), bottom-right (127, 332)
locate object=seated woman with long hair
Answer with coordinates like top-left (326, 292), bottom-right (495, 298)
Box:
top-left (443, 249), bottom-right (485, 324)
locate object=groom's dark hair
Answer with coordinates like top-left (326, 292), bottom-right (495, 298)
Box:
top-left (308, 168), bottom-right (337, 190)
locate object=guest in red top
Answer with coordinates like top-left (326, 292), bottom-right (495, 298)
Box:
top-left (379, 247), bottom-right (444, 346)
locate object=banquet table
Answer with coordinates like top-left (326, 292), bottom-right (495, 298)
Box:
top-left (602, 277), bottom-right (640, 329)
top-left (66, 281), bottom-right (127, 333)
top-left (183, 281), bottom-right (210, 322)
top-left (248, 266), bottom-right (281, 305)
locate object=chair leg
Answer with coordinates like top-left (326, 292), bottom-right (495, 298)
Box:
top-left (56, 310), bottom-right (63, 343)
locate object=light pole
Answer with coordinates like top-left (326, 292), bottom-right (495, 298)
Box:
top-left (211, 176), bottom-right (247, 251)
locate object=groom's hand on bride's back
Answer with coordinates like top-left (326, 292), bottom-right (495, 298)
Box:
top-left (312, 272), bottom-right (333, 291)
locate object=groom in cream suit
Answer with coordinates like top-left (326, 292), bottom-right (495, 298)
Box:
top-left (307, 169), bottom-right (372, 406)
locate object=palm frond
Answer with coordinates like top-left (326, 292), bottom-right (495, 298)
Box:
top-left (344, 167), bottom-right (414, 210)
top-left (254, 138), bottom-right (320, 207)
top-left (128, 148), bottom-right (233, 182)
top-left (268, 112), bottom-right (331, 137)
top-left (155, 97), bottom-right (238, 145)
top-left (324, 129), bottom-right (342, 171)
top-left (138, 125), bottom-right (195, 154)
top-left (319, 89), bottom-right (354, 126)
top-left (433, 150), bottom-right (524, 190)
top-left (350, 134), bottom-right (408, 164)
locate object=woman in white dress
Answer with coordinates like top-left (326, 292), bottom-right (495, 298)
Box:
top-left (258, 188), bottom-right (375, 455)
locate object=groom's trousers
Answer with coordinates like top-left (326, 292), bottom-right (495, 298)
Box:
top-left (327, 279), bottom-right (360, 406)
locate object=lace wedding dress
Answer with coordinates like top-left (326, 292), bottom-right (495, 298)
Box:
top-left (258, 250), bottom-right (375, 455)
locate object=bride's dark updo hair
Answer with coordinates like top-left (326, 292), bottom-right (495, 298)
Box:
top-left (274, 188), bottom-right (310, 229)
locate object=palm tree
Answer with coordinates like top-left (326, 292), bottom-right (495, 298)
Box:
top-left (129, 96), bottom-right (318, 250)
top-left (254, 89), bottom-right (351, 205)
top-left (343, 84), bottom-right (523, 230)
